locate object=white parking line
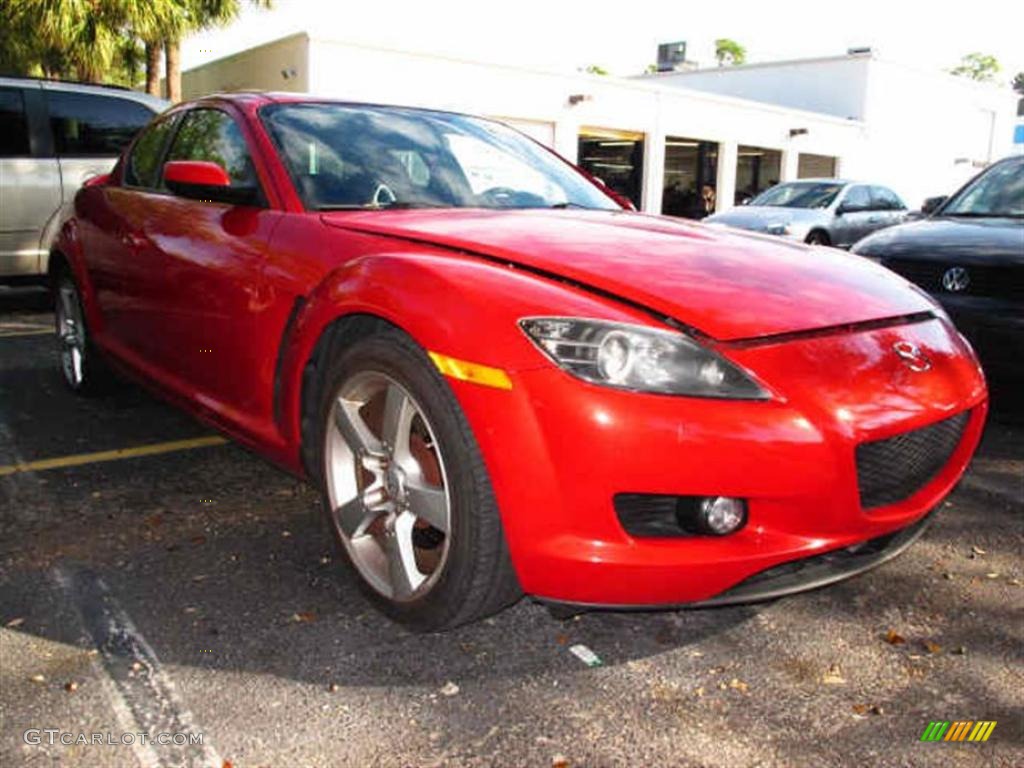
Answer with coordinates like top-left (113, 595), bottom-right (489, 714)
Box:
top-left (53, 566), bottom-right (223, 768)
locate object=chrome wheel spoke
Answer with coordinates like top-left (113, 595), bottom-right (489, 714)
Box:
top-left (405, 479), bottom-right (448, 532)
top-left (380, 383), bottom-right (413, 455)
top-left (383, 513), bottom-right (422, 599)
top-left (333, 397), bottom-right (384, 458)
top-left (335, 493), bottom-right (377, 537)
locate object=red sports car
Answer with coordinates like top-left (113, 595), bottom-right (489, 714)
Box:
top-left (53, 94), bottom-right (987, 630)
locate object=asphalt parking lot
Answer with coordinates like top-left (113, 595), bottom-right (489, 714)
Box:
top-left (1, 285), bottom-right (1021, 768)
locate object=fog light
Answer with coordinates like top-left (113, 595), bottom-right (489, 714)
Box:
top-left (700, 496), bottom-right (747, 535)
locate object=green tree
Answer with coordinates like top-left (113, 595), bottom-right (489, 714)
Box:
top-left (2, 0), bottom-right (187, 87)
top-left (949, 52), bottom-right (1000, 82)
top-left (714, 38), bottom-right (746, 67)
top-left (163, 0), bottom-right (273, 103)
top-left (584, 64), bottom-right (609, 76)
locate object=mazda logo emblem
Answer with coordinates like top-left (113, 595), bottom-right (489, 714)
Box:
top-left (893, 341), bottom-right (931, 372)
top-left (942, 266), bottom-right (970, 293)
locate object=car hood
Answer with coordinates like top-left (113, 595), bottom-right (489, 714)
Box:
top-left (705, 206), bottom-right (827, 231)
top-left (323, 209), bottom-right (933, 342)
top-left (854, 216), bottom-right (1024, 264)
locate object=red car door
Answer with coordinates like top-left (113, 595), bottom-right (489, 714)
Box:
top-left (81, 114), bottom-right (178, 358)
top-left (125, 107), bottom-right (284, 433)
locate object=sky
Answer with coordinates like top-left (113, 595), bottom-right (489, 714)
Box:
top-left (182, 0), bottom-right (1024, 85)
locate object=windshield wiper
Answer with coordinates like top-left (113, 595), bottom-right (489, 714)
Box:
top-left (549, 202), bottom-right (600, 210)
top-left (942, 211), bottom-right (1023, 218)
top-left (317, 202), bottom-right (447, 211)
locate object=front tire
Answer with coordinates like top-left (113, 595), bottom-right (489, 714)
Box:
top-left (311, 325), bottom-right (520, 630)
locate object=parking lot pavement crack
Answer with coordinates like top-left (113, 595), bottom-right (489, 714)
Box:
top-left (52, 565), bottom-right (223, 768)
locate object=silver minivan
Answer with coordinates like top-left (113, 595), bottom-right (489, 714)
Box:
top-left (0, 77), bottom-right (167, 282)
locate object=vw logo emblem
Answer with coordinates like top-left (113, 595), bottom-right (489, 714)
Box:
top-left (893, 341), bottom-right (931, 372)
top-left (942, 266), bottom-right (970, 293)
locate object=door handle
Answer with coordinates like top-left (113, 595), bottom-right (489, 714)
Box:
top-left (122, 232), bottom-right (146, 249)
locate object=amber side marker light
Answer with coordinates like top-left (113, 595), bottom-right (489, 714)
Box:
top-left (428, 352), bottom-right (513, 390)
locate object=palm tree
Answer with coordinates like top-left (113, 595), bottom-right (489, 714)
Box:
top-left (163, 0), bottom-right (273, 102)
top-left (4, 0), bottom-right (185, 87)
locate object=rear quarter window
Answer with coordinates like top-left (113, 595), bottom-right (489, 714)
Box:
top-left (46, 91), bottom-right (155, 157)
top-left (0, 87), bottom-right (30, 157)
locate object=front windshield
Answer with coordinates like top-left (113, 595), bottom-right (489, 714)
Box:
top-left (260, 103), bottom-right (620, 212)
top-left (749, 182), bottom-right (843, 209)
top-left (942, 157), bottom-right (1024, 218)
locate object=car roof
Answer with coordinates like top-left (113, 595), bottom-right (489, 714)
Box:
top-left (0, 75), bottom-right (169, 112)
top-left (186, 91), bottom-right (501, 122)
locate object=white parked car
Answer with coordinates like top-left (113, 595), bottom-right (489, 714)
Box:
top-left (0, 77), bottom-right (167, 283)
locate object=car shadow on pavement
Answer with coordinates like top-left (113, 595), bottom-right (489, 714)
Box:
top-left (0, 439), bottom-right (758, 690)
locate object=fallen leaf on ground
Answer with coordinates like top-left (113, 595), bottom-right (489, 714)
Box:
top-left (554, 634), bottom-right (569, 645)
top-left (5, 617), bottom-right (25, 628)
top-left (822, 665), bottom-right (846, 685)
top-left (985, 572), bottom-right (1000, 579)
top-left (552, 756), bottom-right (570, 768)
top-left (64, 681), bottom-right (78, 693)
top-left (884, 629), bottom-right (906, 645)
top-left (291, 612), bottom-right (317, 623)
top-left (852, 704), bottom-right (868, 715)
top-left (923, 640), bottom-right (942, 654)
top-left (440, 681), bottom-right (460, 697)
top-left (971, 545), bottom-right (986, 556)
top-left (728, 678), bottom-right (749, 693)
top-left (29, 674), bottom-right (45, 683)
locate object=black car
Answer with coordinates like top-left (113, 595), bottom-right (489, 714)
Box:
top-left (853, 155), bottom-right (1024, 396)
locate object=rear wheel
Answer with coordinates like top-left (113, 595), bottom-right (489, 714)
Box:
top-left (805, 230), bottom-right (831, 246)
top-left (54, 271), bottom-right (109, 394)
top-left (312, 325), bottom-right (520, 630)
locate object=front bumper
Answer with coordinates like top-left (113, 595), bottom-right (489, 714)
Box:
top-left (447, 315), bottom-right (987, 607)
top-left (547, 511), bottom-right (935, 611)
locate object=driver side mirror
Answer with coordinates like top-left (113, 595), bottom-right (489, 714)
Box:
top-left (921, 195), bottom-right (947, 215)
top-left (163, 161), bottom-right (260, 206)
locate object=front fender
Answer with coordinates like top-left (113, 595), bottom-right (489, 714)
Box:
top-left (275, 247), bottom-right (656, 460)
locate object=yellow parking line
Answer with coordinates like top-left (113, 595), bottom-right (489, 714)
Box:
top-left (0, 328), bottom-right (52, 338)
top-left (0, 436), bottom-right (229, 477)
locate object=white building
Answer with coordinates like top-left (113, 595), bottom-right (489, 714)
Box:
top-left (181, 35), bottom-right (1018, 216)
top-left (640, 51), bottom-right (1019, 209)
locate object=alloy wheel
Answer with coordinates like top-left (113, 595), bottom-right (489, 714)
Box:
top-left (324, 371), bottom-right (452, 602)
top-left (56, 279), bottom-right (87, 388)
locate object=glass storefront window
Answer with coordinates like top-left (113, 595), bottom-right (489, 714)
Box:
top-left (577, 128), bottom-right (644, 209)
top-left (735, 146), bottom-right (782, 205)
top-left (662, 137), bottom-right (718, 219)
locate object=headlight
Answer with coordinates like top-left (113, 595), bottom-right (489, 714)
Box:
top-left (520, 317), bottom-right (769, 399)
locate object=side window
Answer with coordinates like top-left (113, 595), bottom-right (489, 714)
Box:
top-left (872, 186), bottom-right (905, 211)
top-left (842, 185), bottom-right (871, 211)
top-left (125, 117), bottom-right (176, 188)
top-left (46, 91), bottom-right (155, 156)
top-left (165, 109), bottom-right (256, 187)
top-left (0, 88), bottom-right (31, 157)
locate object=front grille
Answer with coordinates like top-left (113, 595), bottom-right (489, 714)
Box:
top-left (884, 258), bottom-right (1024, 302)
top-left (856, 411), bottom-right (970, 509)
